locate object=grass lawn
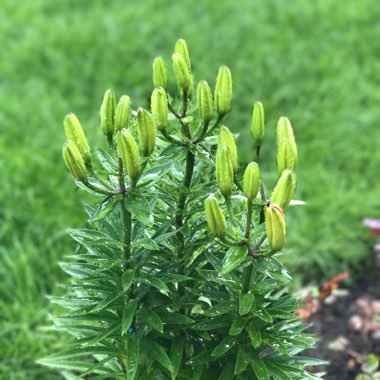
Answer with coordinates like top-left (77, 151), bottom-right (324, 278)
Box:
top-left (1, 0), bottom-right (380, 377)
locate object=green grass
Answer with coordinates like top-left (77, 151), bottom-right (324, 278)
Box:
top-left (1, 0), bottom-right (380, 377)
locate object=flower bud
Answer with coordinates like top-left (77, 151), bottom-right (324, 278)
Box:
top-left (172, 53), bottom-right (191, 95)
top-left (218, 126), bottom-right (238, 171)
top-left (63, 140), bottom-right (87, 182)
top-left (214, 65), bottom-right (232, 116)
top-left (251, 101), bottom-right (264, 145)
top-left (277, 117), bottom-right (297, 175)
top-left (175, 39), bottom-right (191, 71)
top-left (270, 169), bottom-right (296, 211)
top-left (197, 81), bottom-right (213, 124)
top-left (117, 130), bottom-right (142, 181)
top-left (115, 95), bottom-right (131, 132)
top-left (205, 194), bottom-right (227, 238)
top-left (151, 87), bottom-right (168, 131)
top-left (243, 162), bottom-right (260, 202)
top-left (137, 108), bottom-right (156, 156)
top-left (153, 57), bottom-right (167, 88)
top-left (215, 147), bottom-right (234, 197)
top-left (63, 113), bottom-right (91, 164)
top-left (264, 204), bottom-right (286, 252)
top-left (100, 89), bottom-right (116, 140)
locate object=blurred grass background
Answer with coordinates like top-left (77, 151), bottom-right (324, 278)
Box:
top-left (1, 0), bottom-right (380, 378)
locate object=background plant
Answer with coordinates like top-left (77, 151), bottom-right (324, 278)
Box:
top-left (38, 39), bottom-right (323, 379)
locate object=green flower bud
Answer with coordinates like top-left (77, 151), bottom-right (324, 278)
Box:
top-left (205, 194), bottom-right (227, 238)
top-left (63, 113), bottom-right (91, 164)
top-left (151, 87), bottom-right (168, 131)
top-left (251, 101), bottom-right (264, 145)
top-left (153, 57), bottom-right (167, 88)
top-left (172, 53), bottom-right (191, 95)
top-left (115, 95), bottom-right (131, 131)
top-left (175, 39), bottom-right (191, 71)
top-left (215, 147), bottom-right (234, 197)
top-left (277, 117), bottom-right (297, 175)
top-left (117, 130), bottom-right (142, 181)
top-left (218, 126), bottom-right (238, 171)
top-left (214, 65), bottom-right (232, 116)
top-left (197, 80), bottom-right (213, 124)
top-left (63, 140), bottom-right (87, 182)
top-left (243, 162), bottom-right (260, 201)
top-left (137, 108), bottom-right (156, 156)
top-left (100, 89), bottom-right (116, 140)
top-left (264, 204), bottom-right (286, 252)
top-left (271, 169), bottom-right (296, 211)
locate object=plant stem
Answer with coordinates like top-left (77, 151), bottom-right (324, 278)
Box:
top-left (161, 130), bottom-right (187, 146)
top-left (193, 121), bottom-right (210, 144)
top-left (244, 200), bottom-right (253, 240)
top-left (83, 181), bottom-right (115, 195)
top-left (241, 261), bottom-right (253, 293)
top-left (225, 197), bottom-right (236, 226)
top-left (118, 158), bottom-right (132, 268)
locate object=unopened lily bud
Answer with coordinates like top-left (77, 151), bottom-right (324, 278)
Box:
top-left (251, 101), bottom-right (264, 146)
top-left (243, 162), bottom-right (260, 202)
top-left (271, 169), bottom-right (296, 211)
top-left (277, 117), bottom-right (297, 175)
top-left (218, 126), bottom-right (238, 171)
top-left (264, 204), bottom-right (286, 252)
top-left (63, 113), bottom-right (91, 164)
top-left (63, 140), bottom-right (87, 182)
top-left (137, 108), bottom-right (156, 156)
top-left (153, 57), bottom-right (167, 88)
top-left (117, 130), bottom-right (142, 181)
top-left (205, 194), bottom-right (227, 239)
top-left (172, 53), bottom-right (191, 95)
top-left (197, 81), bottom-right (213, 124)
top-left (175, 39), bottom-right (191, 71)
top-left (215, 147), bottom-right (234, 197)
top-left (115, 95), bottom-right (131, 131)
top-left (151, 87), bottom-right (168, 131)
top-left (100, 89), bottom-right (116, 140)
top-left (214, 65), bottom-right (232, 116)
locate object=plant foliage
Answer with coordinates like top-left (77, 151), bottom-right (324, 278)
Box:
top-left (40, 39), bottom-right (322, 379)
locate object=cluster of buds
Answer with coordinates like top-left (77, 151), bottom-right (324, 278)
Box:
top-left (206, 99), bottom-right (298, 254)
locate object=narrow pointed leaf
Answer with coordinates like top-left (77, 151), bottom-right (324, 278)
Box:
top-left (122, 300), bottom-right (136, 336)
top-left (122, 270), bottom-right (135, 292)
top-left (239, 293), bottom-right (254, 316)
top-left (220, 247), bottom-right (247, 275)
top-left (234, 347), bottom-right (250, 375)
top-left (170, 336), bottom-right (185, 380)
top-left (126, 333), bottom-right (140, 380)
top-left (138, 309), bottom-right (163, 333)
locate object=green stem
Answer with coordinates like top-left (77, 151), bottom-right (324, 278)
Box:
top-left (83, 180), bottom-right (115, 195)
top-left (193, 121), bottom-right (210, 144)
top-left (225, 197), bottom-right (236, 227)
top-left (244, 200), bottom-right (253, 240)
top-left (161, 130), bottom-right (187, 146)
top-left (205, 115), bottom-right (223, 137)
top-left (118, 158), bottom-right (132, 268)
top-left (241, 260), bottom-right (253, 293)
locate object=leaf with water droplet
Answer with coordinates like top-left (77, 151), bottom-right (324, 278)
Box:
top-left (170, 336), bottom-right (184, 380)
top-left (122, 300), bottom-right (136, 336)
top-left (234, 346), bottom-right (250, 375)
top-left (220, 247), bottom-right (248, 275)
top-left (247, 320), bottom-right (262, 348)
top-left (126, 333), bottom-right (140, 380)
top-left (211, 336), bottom-right (237, 358)
top-left (250, 354), bottom-right (269, 380)
top-left (138, 309), bottom-right (163, 334)
top-left (122, 269), bottom-right (134, 292)
top-left (229, 317), bottom-right (246, 336)
top-left (239, 293), bottom-right (254, 316)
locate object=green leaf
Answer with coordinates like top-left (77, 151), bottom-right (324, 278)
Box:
top-left (220, 247), bottom-right (247, 275)
top-left (89, 196), bottom-right (120, 222)
top-left (229, 317), bottom-right (246, 336)
top-left (141, 276), bottom-right (169, 293)
top-left (68, 229), bottom-right (121, 247)
top-left (91, 292), bottom-right (122, 312)
top-left (234, 347), bottom-right (250, 375)
top-left (193, 316), bottom-right (232, 330)
top-left (170, 336), bottom-right (185, 380)
top-left (138, 309), bottom-right (163, 333)
top-left (250, 355), bottom-right (269, 380)
top-left (256, 308), bottom-right (273, 323)
top-left (203, 301), bottom-right (236, 317)
top-left (156, 310), bottom-right (194, 325)
top-left (239, 293), bottom-right (254, 316)
top-left (187, 349), bottom-right (213, 366)
top-left (126, 333), bottom-right (140, 380)
top-left (143, 339), bottom-right (173, 373)
top-left (217, 361), bottom-right (234, 380)
top-left (122, 300), bottom-right (136, 336)
top-left (125, 193), bottom-right (152, 226)
top-left (122, 269), bottom-right (135, 292)
top-left (247, 321), bottom-right (262, 349)
top-left (133, 237), bottom-right (160, 251)
top-left (265, 362), bottom-right (292, 380)
top-left (211, 336), bottom-right (237, 358)
top-left (94, 148), bottom-right (117, 172)
top-left (363, 354), bottom-right (379, 374)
